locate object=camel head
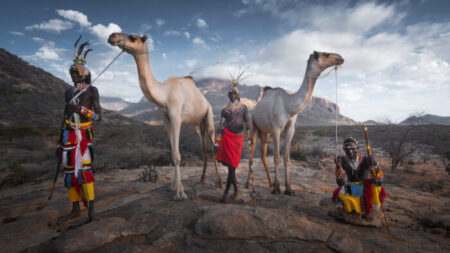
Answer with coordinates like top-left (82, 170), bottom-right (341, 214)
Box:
top-left (108, 33), bottom-right (149, 54)
top-left (308, 51), bottom-right (344, 71)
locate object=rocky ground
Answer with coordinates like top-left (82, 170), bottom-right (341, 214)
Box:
top-left (0, 155), bottom-right (449, 253)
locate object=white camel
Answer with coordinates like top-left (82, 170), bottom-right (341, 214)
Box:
top-left (247, 51), bottom-right (344, 195)
top-left (108, 33), bottom-right (221, 200)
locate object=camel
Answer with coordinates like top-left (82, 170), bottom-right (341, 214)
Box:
top-left (108, 33), bottom-right (221, 200)
top-left (247, 51), bottom-right (344, 195)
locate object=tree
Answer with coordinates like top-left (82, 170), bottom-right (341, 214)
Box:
top-left (376, 113), bottom-right (424, 171)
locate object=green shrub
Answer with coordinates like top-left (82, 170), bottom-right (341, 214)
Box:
top-left (308, 145), bottom-right (325, 158)
top-left (444, 151), bottom-right (450, 160)
top-left (0, 161), bottom-right (31, 187)
top-left (0, 125), bottom-right (43, 140)
top-left (291, 147), bottom-right (307, 162)
top-left (0, 160), bottom-right (22, 172)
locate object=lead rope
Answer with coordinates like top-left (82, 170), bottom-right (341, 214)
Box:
top-left (335, 66), bottom-right (340, 157)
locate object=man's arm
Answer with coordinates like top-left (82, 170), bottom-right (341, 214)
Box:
top-left (214, 109), bottom-right (225, 149)
top-left (335, 156), bottom-right (345, 186)
top-left (79, 86), bottom-right (101, 121)
top-left (367, 155), bottom-right (383, 186)
top-left (91, 86), bottom-right (102, 121)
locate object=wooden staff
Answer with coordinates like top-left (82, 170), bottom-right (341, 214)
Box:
top-left (358, 123), bottom-right (392, 242)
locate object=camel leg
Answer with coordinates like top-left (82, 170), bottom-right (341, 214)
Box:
top-left (162, 114), bottom-right (177, 191)
top-left (245, 129), bottom-right (259, 189)
top-left (283, 119), bottom-right (296, 196)
top-left (272, 129), bottom-right (281, 194)
top-left (261, 137), bottom-right (273, 187)
top-left (170, 117), bottom-right (187, 201)
top-left (203, 105), bottom-right (222, 188)
top-left (195, 125), bottom-right (208, 185)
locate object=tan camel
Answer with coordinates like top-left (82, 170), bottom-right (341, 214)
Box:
top-left (108, 33), bottom-right (221, 200)
top-left (247, 51), bottom-right (344, 195)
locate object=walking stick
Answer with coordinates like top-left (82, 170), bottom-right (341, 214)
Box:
top-left (48, 159), bottom-right (62, 200)
top-left (248, 141), bottom-right (256, 210)
top-left (359, 123), bottom-right (392, 242)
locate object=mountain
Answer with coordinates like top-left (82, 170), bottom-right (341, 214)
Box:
top-left (117, 77), bottom-right (355, 126)
top-left (0, 48), bottom-right (68, 126)
top-left (100, 96), bottom-right (132, 112)
top-left (0, 48), bottom-right (144, 128)
top-left (400, 114), bottom-right (450, 125)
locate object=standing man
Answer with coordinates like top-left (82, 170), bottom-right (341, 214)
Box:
top-left (56, 39), bottom-right (101, 222)
top-left (215, 80), bottom-right (252, 203)
top-left (332, 137), bottom-right (386, 219)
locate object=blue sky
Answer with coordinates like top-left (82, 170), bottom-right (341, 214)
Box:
top-left (2, 0), bottom-right (450, 122)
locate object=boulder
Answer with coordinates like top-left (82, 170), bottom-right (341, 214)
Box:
top-left (194, 205), bottom-right (332, 242)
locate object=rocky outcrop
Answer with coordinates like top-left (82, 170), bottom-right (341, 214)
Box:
top-left (194, 205), bottom-right (332, 241)
top-left (116, 78), bottom-right (355, 126)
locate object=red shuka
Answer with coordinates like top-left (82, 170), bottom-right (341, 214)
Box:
top-left (215, 127), bottom-right (244, 168)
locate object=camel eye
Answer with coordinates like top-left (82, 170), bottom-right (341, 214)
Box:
top-left (128, 36), bottom-right (136, 42)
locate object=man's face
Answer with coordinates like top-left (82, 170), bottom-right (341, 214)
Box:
top-left (344, 147), bottom-right (358, 160)
top-left (228, 90), bottom-right (238, 102)
top-left (70, 71), bottom-right (82, 84)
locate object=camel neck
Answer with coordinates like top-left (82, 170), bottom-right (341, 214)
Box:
top-left (288, 64), bottom-right (321, 115)
top-left (132, 53), bottom-right (164, 107)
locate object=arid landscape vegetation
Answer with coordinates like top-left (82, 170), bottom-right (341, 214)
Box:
top-left (1, 48), bottom-right (449, 252)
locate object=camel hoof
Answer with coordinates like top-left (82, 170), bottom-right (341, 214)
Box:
top-left (173, 191), bottom-right (187, 201)
top-left (269, 182), bottom-right (274, 188)
top-left (244, 182), bottom-right (250, 189)
top-left (216, 180), bottom-right (223, 189)
top-left (284, 189), bottom-right (296, 196)
top-left (272, 186), bottom-right (281, 194)
top-left (198, 180), bottom-right (206, 185)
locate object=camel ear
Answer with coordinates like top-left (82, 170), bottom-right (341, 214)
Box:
top-left (314, 51), bottom-right (319, 59)
top-left (141, 35), bottom-right (148, 42)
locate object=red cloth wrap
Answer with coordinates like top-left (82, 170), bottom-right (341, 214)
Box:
top-left (215, 127), bottom-right (244, 168)
top-left (67, 129), bottom-right (90, 155)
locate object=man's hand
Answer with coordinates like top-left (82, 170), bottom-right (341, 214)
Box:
top-left (334, 156), bottom-right (342, 167)
top-left (370, 156), bottom-right (378, 166)
top-left (213, 143), bottom-right (219, 154)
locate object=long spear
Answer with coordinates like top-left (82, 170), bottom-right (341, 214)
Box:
top-left (358, 123), bottom-right (392, 242)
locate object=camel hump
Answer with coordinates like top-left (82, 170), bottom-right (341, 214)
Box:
top-left (184, 75), bottom-right (194, 80)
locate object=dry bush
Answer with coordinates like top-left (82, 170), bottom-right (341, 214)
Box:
top-left (290, 144), bottom-right (307, 162)
top-left (308, 144), bottom-right (325, 159)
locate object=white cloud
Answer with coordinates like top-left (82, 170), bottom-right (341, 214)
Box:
top-left (184, 59), bottom-right (198, 68)
top-left (25, 19), bottom-right (73, 33)
top-left (140, 23), bottom-right (152, 33)
top-left (162, 53), bottom-right (167, 60)
top-left (192, 36), bottom-right (209, 49)
top-left (184, 31), bottom-right (191, 39)
top-left (164, 29), bottom-right (181, 36)
top-left (155, 19), bottom-right (165, 27)
top-left (90, 23), bottom-right (122, 42)
top-left (146, 35), bottom-right (155, 51)
top-left (10, 31), bottom-right (24, 36)
top-left (196, 18), bottom-right (208, 29)
top-left (56, 9), bottom-right (91, 27)
top-left (22, 37), bottom-right (65, 61)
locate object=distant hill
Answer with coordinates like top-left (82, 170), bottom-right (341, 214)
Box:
top-left (117, 77), bottom-right (355, 126)
top-left (0, 48), bottom-right (149, 128)
top-left (400, 114), bottom-right (450, 125)
top-left (101, 96), bottom-right (132, 112)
